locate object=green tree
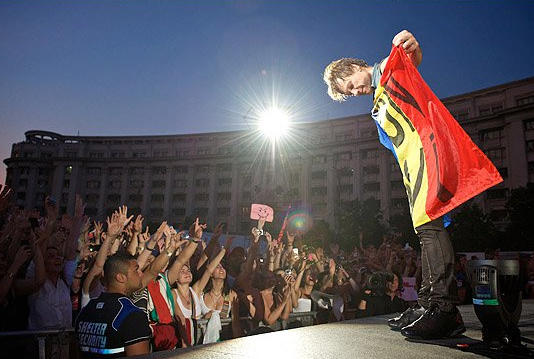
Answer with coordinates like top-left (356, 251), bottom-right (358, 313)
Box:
top-left (337, 198), bottom-right (386, 250)
top-left (505, 184), bottom-right (534, 250)
top-left (389, 205), bottom-right (420, 251)
top-left (449, 201), bottom-right (499, 251)
top-left (303, 219), bottom-right (334, 249)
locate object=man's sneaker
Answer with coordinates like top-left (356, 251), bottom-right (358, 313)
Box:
top-left (388, 306), bottom-right (426, 331)
top-left (400, 305), bottom-right (466, 340)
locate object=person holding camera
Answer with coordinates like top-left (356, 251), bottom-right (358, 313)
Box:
top-left (357, 272), bottom-right (408, 318)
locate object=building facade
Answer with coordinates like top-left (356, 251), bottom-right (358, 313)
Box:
top-left (4, 77), bottom-right (534, 232)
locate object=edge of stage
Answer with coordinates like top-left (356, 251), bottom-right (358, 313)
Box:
top-left (140, 300), bottom-right (534, 359)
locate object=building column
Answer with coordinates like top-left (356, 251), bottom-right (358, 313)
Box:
top-left (163, 168), bottom-right (173, 220)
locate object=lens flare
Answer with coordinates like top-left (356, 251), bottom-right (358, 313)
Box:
top-left (258, 107), bottom-right (290, 139)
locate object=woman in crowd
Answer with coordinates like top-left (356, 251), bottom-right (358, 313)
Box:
top-left (172, 245), bottom-right (226, 346)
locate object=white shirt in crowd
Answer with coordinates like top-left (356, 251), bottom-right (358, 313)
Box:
top-left (27, 277), bottom-right (72, 329)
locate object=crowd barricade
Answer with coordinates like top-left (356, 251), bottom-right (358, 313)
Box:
top-left (0, 312), bottom-right (317, 359)
top-left (0, 328), bottom-right (75, 359)
top-left (195, 311), bottom-right (318, 338)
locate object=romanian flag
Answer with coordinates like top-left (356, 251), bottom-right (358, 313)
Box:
top-left (372, 46), bottom-right (503, 229)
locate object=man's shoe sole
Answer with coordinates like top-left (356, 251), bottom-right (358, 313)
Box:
top-left (401, 325), bottom-right (466, 340)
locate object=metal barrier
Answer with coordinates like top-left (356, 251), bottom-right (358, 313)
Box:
top-left (195, 311), bottom-right (318, 337)
top-left (0, 328), bottom-right (75, 359)
top-left (0, 312), bottom-right (317, 358)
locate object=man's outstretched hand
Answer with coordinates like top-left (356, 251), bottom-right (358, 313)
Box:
top-left (392, 30), bottom-right (422, 67)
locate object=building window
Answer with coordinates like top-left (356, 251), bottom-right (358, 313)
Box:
top-left (456, 111), bottom-right (469, 121)
top-left (311, 187), bottom-right (327, 196)
top-left (194, 207), bottom-right (209, 217)
top-left (107, 194), bottom-right (121, 202)
top-left (311, 170), bottom-right (327, 180)
top-left (152, 180), bottom-right (166, 188)
top-left (65, 165), bottom-right (73, 175)
top-left (197, 147), bottom-right (210, 155)
top-left (172, 193), bottom-right (186, 202)
top-left (218, 146), bottom-right (233, 155)
top-left (338, 184), bottom-right (353, 194)
top-left (479, 127), bottom-right (503, 142)
top-left (486, 148), bottom-right (506, 161)
top-left (217, 207), bottom-right (231, 216)
top-left (363, 182), bottom-right (380, 192)
top-left (132, 152), bottom-right (146, 158)
top-left (490, 209), bottom-right (508, 222)
top-left (151, 194), bottom-right (164, 202)
top-left (174, 179), bottom-right (188, 188)
top-left (218, 178), bottom-right (232, 186)
top-left (108, 180), bottom-right (121, 189)
top-left (86, 193), bottom-right (99, 203)
top-left (176, 150), bottom-right (190, 158)
top-left (89, 152), bottom-right (103, 158)
top-left (153, 150), bottom-right (168, 158)
top-left (64, 151), bottom-right (77, 158)
top-left (38, 168), bottom-right (50, 176)
top-left (110, 152), bottom-right (125, 158)
top-left (129, 167), bottom-right (145, 175)
top-left (486, 188), bottom-right (508, 200)
top-left (195, 165), bottom-right (210, 174)
top-left (391, 198), bottom-right (407, 209)
top-left (195, 178), bottom-right (210, 187)
top-left (109, 167), bottom-right (123, 175)
top-left (129, 194), bottom-right (143, 202)
top-left (129, 179), bottom-right (144, 188)
top-left (86, 167), bottom-right (102, 175)
top-left (85, 207), bottom-right (97, 216)
top-left (64, 179), bottom-right (70, 188)
top-left (150, 208), bottom-right (164, 217)
top-left (527, 140), bottom-right (534, 153)
top-left (152, 167), bottom-right (167, 175)
top-left (194, 193), bottom-right (209, 201)
top-left (516, 95), bottom-right (534, 106)
top-left (363, 165), bottom-right (380, 175)
top-left (391, 180), bottom-right (404, 191)
top-left (217, 192), bottom-right (231, 201)
top-left (524, 119), bottom-right (534, 131)
top-left (360, 148), bottom-right (378, 160)
top-left (312, 155), bottom-right (327, 164)
top-left (86, 180), bottom-right (100, 189)
top-left (216, 163), bottom-right (232, 172)
top-left (172, 208), bottom-right (186, 216)
top-left (173, 166), bottom-right (189, 174)
top-left (335, 151), bottom-right (352, 160)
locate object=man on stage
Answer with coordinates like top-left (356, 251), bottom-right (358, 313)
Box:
top-left (323, 30), bottom-right (502, 339)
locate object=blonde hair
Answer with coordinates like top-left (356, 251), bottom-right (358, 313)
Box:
top-left (323, 57), bottom-right (369, 102)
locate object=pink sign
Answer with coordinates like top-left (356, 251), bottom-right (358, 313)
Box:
top-left (250, 204), bottom-right (274, 222)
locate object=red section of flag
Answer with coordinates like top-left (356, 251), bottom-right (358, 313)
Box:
top-left (381, 46), bottom-right (502, 219)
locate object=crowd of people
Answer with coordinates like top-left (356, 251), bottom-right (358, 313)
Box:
top-left (0, 183), bottom-right (532, 358)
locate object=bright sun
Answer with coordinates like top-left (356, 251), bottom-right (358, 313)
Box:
top-left (258, 107), bottom-right (290, 140)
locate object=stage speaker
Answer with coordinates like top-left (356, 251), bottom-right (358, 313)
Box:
top-left (467, 259), bottom-right (522, 349)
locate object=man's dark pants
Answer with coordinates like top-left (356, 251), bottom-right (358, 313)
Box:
top-left (416, 217), bottom-right (459, 312)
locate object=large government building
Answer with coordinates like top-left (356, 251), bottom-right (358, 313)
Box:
top-left (4, 77), bottom-right (534, 232)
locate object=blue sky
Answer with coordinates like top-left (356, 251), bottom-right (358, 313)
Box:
top-left (1, 0), bottom-right (533, 184)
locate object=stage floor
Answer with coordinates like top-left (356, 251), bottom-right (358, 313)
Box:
top-left (147, 300), bottom-right (534, 359)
